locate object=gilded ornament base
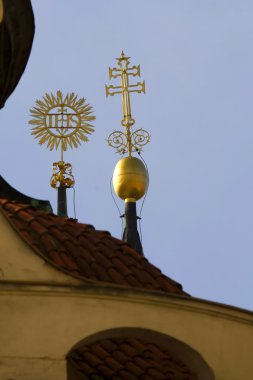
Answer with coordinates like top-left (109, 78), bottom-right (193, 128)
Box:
top-left (50, 161), bottom-right (75, 189)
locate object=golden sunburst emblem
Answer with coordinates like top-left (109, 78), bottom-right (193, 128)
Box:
top-left (29, 90), bottom-right (95, 189)
top-left (29, 90), bottom-right (95, 154)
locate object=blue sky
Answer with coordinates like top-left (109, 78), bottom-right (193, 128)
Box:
top-left (1, 0), bottom-right (253, 309)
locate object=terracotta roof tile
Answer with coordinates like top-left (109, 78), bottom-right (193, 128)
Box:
top-left (111, 257), bottom-right (132, 276)
top-left (61, 252), bottom-right (80, 271)
top-left (95, 364), bottom-right (114, 378)
top-left (17, 209), bottom-right (35, 223)
top-left (68, 338), bottom-right (197, 379)
top-left (56, 228), bottom-right (71, 240)
top-left (75, 360), bottom-right (95, 375)
top-left (117, 369), bottom-right (138, 380)
top-left (29, 219), bottom-right (48, 235)
top-left (91, 262), bottom-right (112, 282)
top-left (82, 351), bottom-right (102, 367)
top-left (41, 233), bottom-right (59, 252)
top-left (48, 250), bottom-right (67, 267)
top-left (134, 356), bottom-right (150, 370)
top-left (124, 361), bottom-right (144, 376)
top-left (90, 344), bottom-right (109, 360)
top-left (0, 198), bottom-right (188, 295)
top-left (140, 374), bottom-right (153, 380)
top-left (125, 274), bottom-right (142, 287)
top-left (120, 342), bottom-right (137, 357)
top-left (107, 267), bottom-right (129, 286)
top-left (78, 235), bottom-right (97, 252)
top-left (75, 256), bottom-right (95, 277)
top-left (76, 245), bottom-right (96, 263)
top-left (104, 356), bottom-right (123, 371)
top-left (17, 228), bottom-right (33, 242)
top-left (95, 250), bottom-right (114, 269)
top-left (111, 350), bottom-right (128, 364)
top-left (96, 241), bottom-right (117, 259)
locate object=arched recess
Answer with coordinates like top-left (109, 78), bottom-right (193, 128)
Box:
top-left (67, 327), bottom-right (215, 380)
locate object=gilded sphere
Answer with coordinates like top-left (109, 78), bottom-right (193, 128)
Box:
top-left (113, 156), bottom-right (148, 201)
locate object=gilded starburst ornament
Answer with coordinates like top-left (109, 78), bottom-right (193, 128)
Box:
top-left (29, 90), bottom-right (95, 153)
top-left (29, 90), bottom-right (95, 189)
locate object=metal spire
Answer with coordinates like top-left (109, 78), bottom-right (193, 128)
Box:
top-left (106, 53), bottom-right (150, 254)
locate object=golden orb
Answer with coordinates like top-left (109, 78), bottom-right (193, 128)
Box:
top-left (113, 156), bottom-right (148, 202)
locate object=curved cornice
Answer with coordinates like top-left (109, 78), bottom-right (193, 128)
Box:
top-left (1, 279), bottom-right (253, 326)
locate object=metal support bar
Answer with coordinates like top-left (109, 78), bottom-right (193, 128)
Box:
top-left (57, 186), bottom-right (67, 217)
top-left (122, 201), bottom-right (143, 255)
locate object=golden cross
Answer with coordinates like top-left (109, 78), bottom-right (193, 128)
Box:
top-left (105, 52), bottom-right (148, 156)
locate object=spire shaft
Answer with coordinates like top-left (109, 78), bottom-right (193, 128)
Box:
top-left (122, 201), bottom-right (143, 255)
top-left (57, 186), bottom-right (67, 217)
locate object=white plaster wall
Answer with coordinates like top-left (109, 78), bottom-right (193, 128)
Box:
top-left (0, 213), bottom-right (81, 285)
top-left (0, 284), bottom-right (253, 380)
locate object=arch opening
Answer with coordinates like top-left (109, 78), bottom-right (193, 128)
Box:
top-left (67, 327), bottom-right (215, 380)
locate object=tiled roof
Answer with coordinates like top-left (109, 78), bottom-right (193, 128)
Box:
top-left (0, 198), bottom-right (187, 295)
top-left (68, 337), bottom-right (197, 379)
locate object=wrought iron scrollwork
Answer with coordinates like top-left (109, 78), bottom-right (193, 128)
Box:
top-left (108, 130), bottom-right (128, 154)
top-left (108, 128), bottom-right (150, 155)
top-left (131, 129), bottom-right (151, 152)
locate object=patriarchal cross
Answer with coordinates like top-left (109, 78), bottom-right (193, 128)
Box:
top-left (105, 51), bottom-right (150, 156)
